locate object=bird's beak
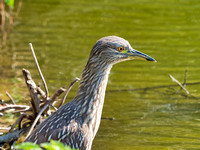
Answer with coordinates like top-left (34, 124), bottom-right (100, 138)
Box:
top-left (125, 48), bottom-right (156, 62)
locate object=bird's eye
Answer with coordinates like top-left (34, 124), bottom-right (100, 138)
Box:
top-left (118, 47), bottom-right (124, 52)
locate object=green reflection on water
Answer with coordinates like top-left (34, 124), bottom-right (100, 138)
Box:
top-left (1, 0), bottom-right (200, 149)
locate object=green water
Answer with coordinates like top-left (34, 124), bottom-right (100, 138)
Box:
top-left (1, 0), bottom-right (200, 149)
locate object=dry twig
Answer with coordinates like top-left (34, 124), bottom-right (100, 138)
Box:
top-left (5, 92), bottom-right (15, 105)
top-left (58, 77), bottom-right (80, 109)
top-left (29, 43), bottom-right (49, 99)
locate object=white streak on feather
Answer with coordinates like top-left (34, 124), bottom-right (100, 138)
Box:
top-left (48, 134), bottom-right (52, 141)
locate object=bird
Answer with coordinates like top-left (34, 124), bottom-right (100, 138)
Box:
top-left (25, 36), bottom-right (156, 150)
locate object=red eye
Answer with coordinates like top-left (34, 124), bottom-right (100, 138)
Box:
top-left (118, 47), bottom-right (124, 52)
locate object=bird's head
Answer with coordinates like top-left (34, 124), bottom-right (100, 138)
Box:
top-left (89, 36), bottom-right (156, 65)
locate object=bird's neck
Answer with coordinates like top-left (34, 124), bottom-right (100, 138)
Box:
top-left (74, 61), bottom-right (112, 136)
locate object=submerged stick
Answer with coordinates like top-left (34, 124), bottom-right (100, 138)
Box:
top-left (169, 74), bottom-right (190, 94)
top-left (107, 81), bottom-right (200, 93)
top-left (29, 43), bottom-right (49, 99)
top-left (183, 69), bottom-right (188, 87)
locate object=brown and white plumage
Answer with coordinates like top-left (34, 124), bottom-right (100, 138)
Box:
top-left (25, 36), bottom-right (155, 150)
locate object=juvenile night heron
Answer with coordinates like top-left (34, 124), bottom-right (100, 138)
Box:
top-left (25, 36), bottom-right (156, 150)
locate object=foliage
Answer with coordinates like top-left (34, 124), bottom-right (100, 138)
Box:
top-left (15, 142), bottom-right (42, 150)
top-left (5, 0), bottom-right (15, 8)
top-left (15, 140), bottom-right (75, 150)
top-left (41, 140), bottom-right (74, 150)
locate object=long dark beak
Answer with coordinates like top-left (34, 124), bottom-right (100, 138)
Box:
top-left (127, 48), bottom-right (156, 62)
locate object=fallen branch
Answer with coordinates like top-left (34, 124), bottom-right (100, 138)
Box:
top-left (0, 104), bottom-right (30, 112)
top-left (23, 69), bottom-right (41, 116)
top-left (0, 126), bottom-right (29, 145)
